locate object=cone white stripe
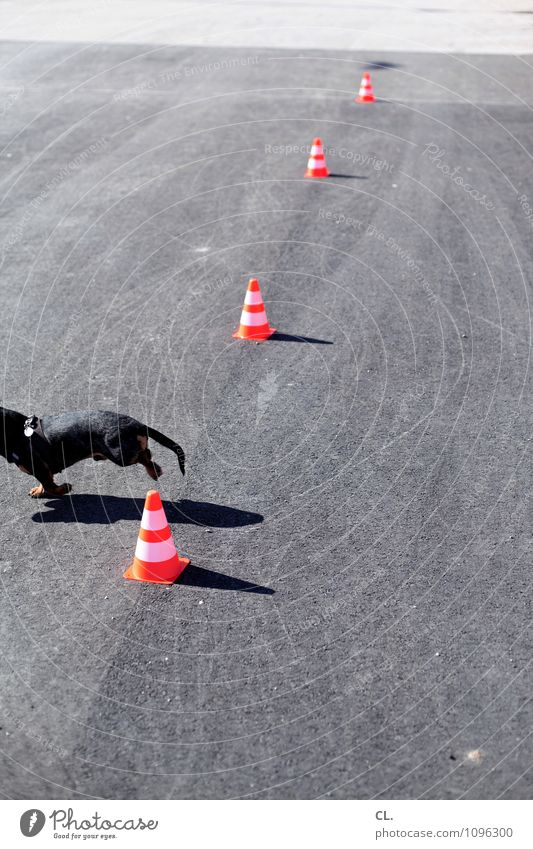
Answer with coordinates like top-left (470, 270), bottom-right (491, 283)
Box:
top-left (244, 290), bottom-right (263, 306)
top-left (239, 309), bottom-right (268, 327)
top-left (308, 156), bottom-right (324, 167)
top-left (310, 144), bottom-right (323, 156)
top-left (141, 507), bottom-right (168, 531)
top-left (135, 537), bottom-right (177, 563)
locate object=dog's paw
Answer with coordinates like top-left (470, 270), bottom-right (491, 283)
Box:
top-left (29, 485), bottom-right (45, 498)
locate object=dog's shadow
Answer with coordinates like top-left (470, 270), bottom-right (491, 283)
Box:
top-left (33, 494), bottom-right (262, 528)
top-left (33, 495), bottom-right (272, 595)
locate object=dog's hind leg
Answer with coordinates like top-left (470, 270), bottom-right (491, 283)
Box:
top-left (137, 447), bottom-right (163, 481)
top-left (102, 434), bottom-right (162, 479)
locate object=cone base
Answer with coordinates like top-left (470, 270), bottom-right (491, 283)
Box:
top-left (232, 326), bottom-right (276, 342)
top-left (356, 95), bottom-right (375, 103)
top-left (123, 555), bottom-right (190, 585)
top-left (305, 169), bottom-right (329, 178)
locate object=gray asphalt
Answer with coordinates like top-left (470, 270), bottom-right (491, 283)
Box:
top-left (0, 41), bottom-right (531, 799)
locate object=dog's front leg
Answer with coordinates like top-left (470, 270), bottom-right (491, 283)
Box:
top-left (29, 482), bottom-right (72, 498)
top-left (25, 455), bottom-right (72, 498)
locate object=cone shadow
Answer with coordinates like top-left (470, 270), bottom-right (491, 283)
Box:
top-left (363, 60), bottom-right (402, 70)
top-left (327, 173), bottom-right (368, 179)
top-left (32, 494), bottom-right (263, 528)
top-left (270, 332), bottom-right (332, 345)
top-left (178, 564), bottom-right (274, 594)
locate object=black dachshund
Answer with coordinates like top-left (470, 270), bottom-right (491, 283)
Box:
top-left (0, 406), bottom-right (185, 497)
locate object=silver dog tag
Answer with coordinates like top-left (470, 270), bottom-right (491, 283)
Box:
top-left (24, 415), bottom-right (38, 437)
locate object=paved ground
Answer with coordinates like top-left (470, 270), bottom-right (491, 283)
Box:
top-left (0, 4), bottom-right (531, 799)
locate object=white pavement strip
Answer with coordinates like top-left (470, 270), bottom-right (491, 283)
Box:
top-left (0, 0), bottom-right (531, 53)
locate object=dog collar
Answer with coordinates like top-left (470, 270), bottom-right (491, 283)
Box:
top-left (24, 415), bottom-right (46, 440)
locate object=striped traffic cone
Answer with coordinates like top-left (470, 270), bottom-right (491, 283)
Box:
top-left (233, 278), bottom-right (276, 341)
top-left (305, 137), bottom-right (329, 178)
top-left (356, 72), bottom-right (375, 103)
top-left (123, 490), bottom-right (190, 585)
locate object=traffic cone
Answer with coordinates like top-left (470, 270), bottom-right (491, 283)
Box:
top-left (305, 137), bottom-right (329, 178)
top-left (356, 72), bottom-right (375, 103)
top-left (123, 490), bottom-right (190, 585)
top-left (233, 278), bottom-right (276, 341)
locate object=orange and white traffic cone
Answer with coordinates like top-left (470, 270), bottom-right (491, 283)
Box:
top-left (356, 72), bottom-right (375, 103)
top-left (233, 278), bottom-right (276, 341)
top-left (123, 490), bottom-right (190, 585)
top-left (305, 137), bottom-right (329, 178)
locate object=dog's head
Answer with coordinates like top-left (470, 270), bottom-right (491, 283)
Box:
top-left (0, 406), bottom-right (8, 457)
top-left (0, 406), bottom-right (25, 458)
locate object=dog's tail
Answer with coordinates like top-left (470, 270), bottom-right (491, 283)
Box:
top-left (145, 427), bottom-right (185, 475)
